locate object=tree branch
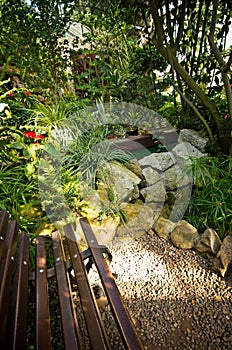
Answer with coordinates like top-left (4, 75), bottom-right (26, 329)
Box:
top-left (164, 0), bottom-right (174, 46)
top-left (174, 0), bottom-right (187, 53)
top-left (173, 84), bottom-right (214, 142)
top-left (148, 0), bottom-right (165, 50)
top-left (224, 50), bottom-right (232, 73)
top-left (167, 49), bottom-right (214, 141)
top-left (190, 0), bottom-right (203, 76)
top-left (209, 0), bottom-right (232, 125)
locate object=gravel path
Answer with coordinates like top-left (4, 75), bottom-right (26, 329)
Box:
top-left (104, 233), bottom-right (232, 350)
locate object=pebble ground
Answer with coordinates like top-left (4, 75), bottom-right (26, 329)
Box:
top-left (103, 233), bottom-right (232, 350)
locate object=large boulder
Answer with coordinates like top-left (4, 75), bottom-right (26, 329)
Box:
top-left (170, 220), bottom-right (199, 249)
top-left (194, 228), bottom-right (222, 257)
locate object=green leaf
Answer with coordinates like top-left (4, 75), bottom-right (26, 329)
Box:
top-left (24, 162), bottom-right (35, 177)
top-left (9, 142), bottom-right (23, 149)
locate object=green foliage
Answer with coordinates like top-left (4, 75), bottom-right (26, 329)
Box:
top-left (123, 45), bottom-right (170, 109)
top-left (0, 89), bottom-right (43, 127)
top-left (158, 100), bottom-right (182, 129)
top-left (28, 99), bottom-right (89, 134)
top-left (185, 156), bottom-right (232, 238)
top-left (61, 124), bottom-right (133, 187)
top-left (0, 0), bottom-right (75, 94)
top-left (0, 163), bottom-right (43, 233)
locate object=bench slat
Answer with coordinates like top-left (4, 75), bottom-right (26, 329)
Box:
top-left (8, 232), bottom-right (30, 350)
top-left (52, 231), bottom-right (82, 350)
top-left (65, 224), bottom-right (110, 350)
top-left (80, 217), bottom-right (144, 350)
top-left (0, 219), bottom-right (18, 348)
top-left (0, 210), bottom-right (9, 260)
top-left (36, 236), bottom-right (52, 350)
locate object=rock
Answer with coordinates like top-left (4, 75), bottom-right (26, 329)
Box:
top-left (139, 152), bottom-right (175, 171)
top-left (211, 236), bottom-right (232, 277)
top-left (168, 185), bottom-right (192, 222)
top-left (140, 180), bottom-right (166, 203)
top-left (147, 202), bottom-right (164, 222)
top-left (194, 228), bottom-right (222, 257)
top-left (163, 164), bottom-right (192, 190)
top-left (96, 189), bottom-right (110, 204)
top-left (130, 185), bottom-right (140, 200)
top-left (116, 200), bottom-right (154, 237)
top-left (153, 216), bottom-right (176, 240)
top-left (172, 142), bottom-right (207, 162)
top-left (159, 203), bottom-right (172, 219)
top-left (98, 162), bottom-right (141, 202)
top-left (178, 129), bottom-right (209, 152)
top-left (170, 220), bottom-right (199, 249)
top-left (142, 167), bottom-right (161, 186)
top-left (138, 153), bottom-right (162, 170)
top-left (124, 158), bottom-right (144, 178)
top-left (90, 216), bottom-right (120, 245)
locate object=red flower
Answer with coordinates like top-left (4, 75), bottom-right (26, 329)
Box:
top-left (34, 134), bottom-right (44, 140)
top-left (24, 131), bottom-right (44, 140)
top-left (24, 131), bottom-right (37, 138)
top-left (8, 91), bottom-right (14, 97)
top-left (25, 91), bottom-right (31, 96)
top-left (7, 69), bottom-right (13, 73)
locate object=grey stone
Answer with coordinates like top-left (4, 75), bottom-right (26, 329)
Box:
top-left (98, 162), bottom-right (141, 202)
top-left (178, 129), bottom-right (209, 152)
top-left (139, 152), bottom-right (176, 172)
top-left (168, 185), bottom-right (192, 222)
top-left (163, 164), bottom-right (192, 190)
top-left (147, 202), bottom-right (164, 222)
top-left (140, 181), bottom-right (166, 203)
top-left (142, 167), bottom-right (162, 186)
top-left (170, 220), bottom-right (199, 249)
top-left (172, 141), bottom-right (207, 161)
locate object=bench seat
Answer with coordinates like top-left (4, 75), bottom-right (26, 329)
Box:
top-left (0, 210), bottom-right (144, 349)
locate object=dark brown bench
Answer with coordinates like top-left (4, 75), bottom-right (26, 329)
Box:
top-left (0, 209), bottom-right (144, 349)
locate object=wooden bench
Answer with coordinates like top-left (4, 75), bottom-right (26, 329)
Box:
top-left (0, 209), bottom-right (144, 349)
